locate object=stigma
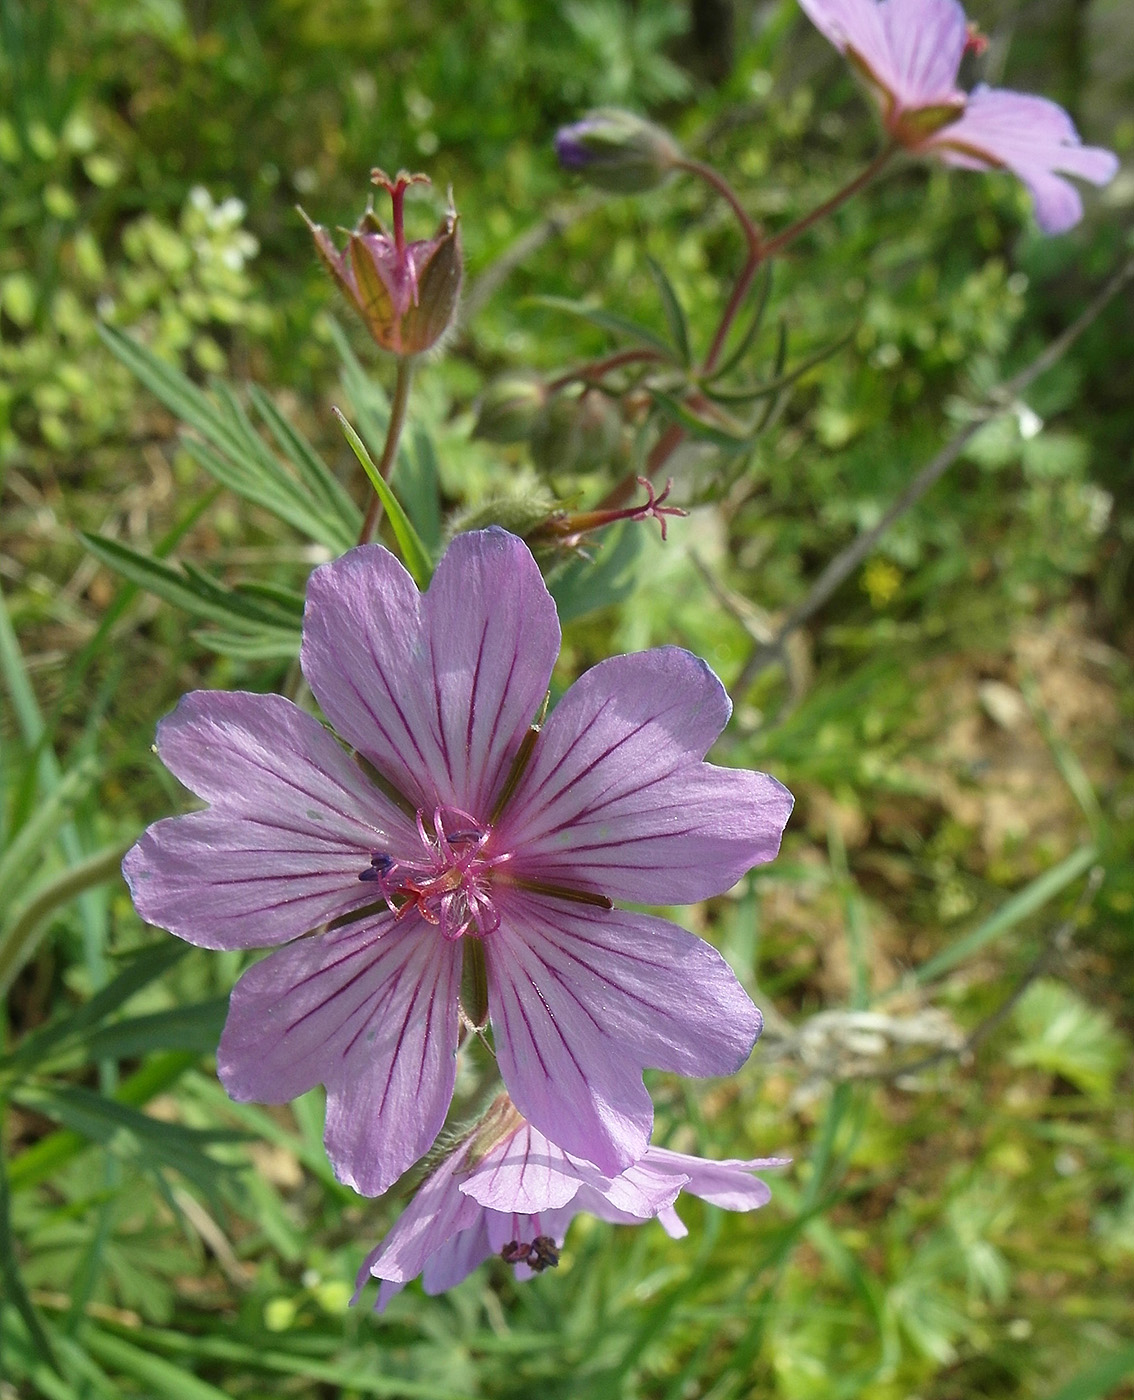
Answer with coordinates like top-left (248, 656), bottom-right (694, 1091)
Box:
top-left (360, 806), bottom-right (508, 941)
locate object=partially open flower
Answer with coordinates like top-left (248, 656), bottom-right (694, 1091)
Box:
top-left (800, 0), bottom-right (1118, 232)
top-left (302, 168), bottom-right (462, 356)
top-left (354, 1094), bottom-right (788, 1311)
top-left (554, 109), bottom-right (683, 194)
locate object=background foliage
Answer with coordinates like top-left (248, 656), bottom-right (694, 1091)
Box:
top-left (2, 0), bottom-right (1133, 1396)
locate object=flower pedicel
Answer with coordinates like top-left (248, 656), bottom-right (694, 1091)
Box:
top-left (124, 529), bottom-right (793, 1196)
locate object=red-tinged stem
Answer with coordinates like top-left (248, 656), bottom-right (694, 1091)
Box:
top-left (760, 143), bottom-right (898, 260)
top-left (358, 356), bottom-right (413, 545)
top-left (548, 347), bottom-right (667, 392)
top-left (676, 157), bottom-right (762, 260)
top-left (595, 420), bottom-right (685, 511)
top-left (677, 158), bottom-right (765, 376)
top-left (595, 147), bottom-right (897, 511)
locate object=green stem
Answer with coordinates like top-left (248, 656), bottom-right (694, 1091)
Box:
top-left (358, 356), bottom-right (414, 545)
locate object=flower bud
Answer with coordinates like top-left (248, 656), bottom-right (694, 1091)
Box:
top-left (472, 372), bottom-right (548, 443)
top-left (446, 488), bottom-right (560, 541)
top-left (554, 108), bottom-right (682, 193)
top-left (302, 168), bottom-right (461, 358)
top-left (531, 387), bottom-right (621, 474)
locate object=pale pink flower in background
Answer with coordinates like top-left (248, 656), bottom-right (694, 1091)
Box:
top-left (124, 530), bottom-right (793, 1197)
top-left (799, 0), bottom-right (1118, 232)
top-left (355, 1096), bottom-right (788, 1311)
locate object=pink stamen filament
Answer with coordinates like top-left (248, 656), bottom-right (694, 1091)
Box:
top-left (360, 806), bottom-right (510, 941)
top-left (358, 803), bottom-right (612, 938)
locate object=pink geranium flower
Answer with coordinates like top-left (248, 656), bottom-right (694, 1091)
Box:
top-left (799, 0), bottom-right (1118, 232)
top-left (124, 530), bottom-right (792, 1196)
top-left (354, 1095), bottom-right (788, 1311)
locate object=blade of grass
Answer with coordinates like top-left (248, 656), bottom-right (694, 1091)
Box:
top-left (0, 581), bottom-right (106, 983)
top-left (8, 1052), bottom-right (198, 1191)
top-left (0, 1143), bottom-right (62, 1375)
top-left (80, 1327), bottom-right (234, 1400)
top-left (0, 841), bottom-right (129, 1000)
top-left (913, 844), bottom-right (1098, 985)
top-left (1046, 1344), bottom-right (1134, 1400)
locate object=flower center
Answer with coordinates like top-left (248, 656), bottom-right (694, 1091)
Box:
top-left (359, 806), bottom-right (508, 941)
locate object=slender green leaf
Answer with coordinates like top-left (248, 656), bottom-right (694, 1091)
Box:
top-left (98, 325), bottom-right (239, 457)
top-left (4, 942), bottom-right (187, 1073)
top-left (0, 759), bottom-right (95, 912)
top-left (185, 1078), bottom-right (352, 1198)
top-left (180, 560), bottom-right (301, 628)
top-left (248, 383), bottom-right (361, 532)
top-left (0, 843), bottom-right (130, 1001)
top-left (80, 533), bottom-right (297, 632)
top-left (650, 390), bottom-right (756, 450)
top-left (83, 999), bottom-right (228, 1062)
top-left (334, 408), bottom-right (432, 586)
top-left (0, 1153), bottom-right (62, 1375)
top-left (531, 294), bottom-right (676, 359)
top-left (914, 844), bottom-right (1099, 984)
top-left (192, 626), bottom-right (300, 660)
top-left (392, 424), bottom-right (443, 551)
top-left (8, 1052), bottom-right (200, 1190)
top-left (179, 436), bottom-right (347, 552)
top-left (81, 1328), bottom-right (234, 1400)
top-left (710, 262), bottom-right (774, 381)
top-left (1046, 1345), bottom-right (1134, 1400)
top-left (12, 1083), bottom-right (241, 1202)
top-left (646, 254), bottom-right (691, 366)
top-left (110, 1323), bottom-right (481, 1399)
top-left (701, 330), bottom-right (854, 405)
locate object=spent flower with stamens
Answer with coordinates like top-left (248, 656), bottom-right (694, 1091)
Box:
top-left (124, 530), bottom-right (793, 1196)
top-left (354, 1094), bottom-right (788, 1311)
top-left (301, 168), bottom-right (462, 355)
top-left (799, 0), bottom-right (1118, 232)
top-left (536, 477), bottom-right (687, 551)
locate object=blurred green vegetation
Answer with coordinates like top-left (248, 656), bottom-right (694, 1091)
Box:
top-left (2, 0), bottom-right (1133, 1396)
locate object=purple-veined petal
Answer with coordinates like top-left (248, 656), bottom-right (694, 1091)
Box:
top-left (356, 1135), bottom-right (482, 1302)
top-left (645, 1146), bottom-right (788, 1209)
top-left (301, 531), bottom-right (560, 815)
top-left (460, 1121), bottom-right (588, 1213)
top-left (590, 1157), bottom-right (689, 1218)
top-left (420, 1217), bottom-right (496, 1296)
top-left (880, 0), bottom-right (966, 109)
top-left (123, 690), bottom-right (413, 950)
top-left (800, 0), bottom-right (965, 113)
top-left (799, 0), bottom-right (892, 80)
top-left (484, 897), bottom-right (762, 1176)
top-left (125, 810), bottom-right (386, 951)
top-left (217, 913), bottom-right (462, 1196)
top-left (495, 648), bottom-right (792, 905)
top-left (927, 85), bottom-right (1119, 233)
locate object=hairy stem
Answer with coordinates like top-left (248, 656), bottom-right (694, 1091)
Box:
top-left (358, 355), bottom-right (414, 545)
